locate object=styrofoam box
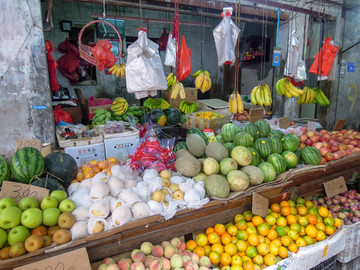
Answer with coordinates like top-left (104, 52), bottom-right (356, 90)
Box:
top-left (64, 143), bottom-right (105, 167)
top-left (337, 222), bottom-right (360, 263)
top-left (104, 133), bottom-right (139, 163)
top-left (336, 255), bottom-right (360, 270)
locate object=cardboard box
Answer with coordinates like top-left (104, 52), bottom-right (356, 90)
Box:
top-left (249, 108), bottom-right (264, 123)
top-left (86, 98), bottom-right (112, 120)
top-left (64, 143), bottom-right (105, 167)
top-left (62, 106), bottom-right (83, 124)
top-left (162, 88), bottom-right (198, 108)
top-left (104, 132), bottom-right (139, 163)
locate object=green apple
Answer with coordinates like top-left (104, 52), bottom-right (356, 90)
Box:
top-left (41, 196), bottom-right (59, 210)
top-left (43, 207), bottom-right (61, 226)
top-left (58, 199), bottom-right (76, 213)
top-left (0, 228), bottom-right (7, 248)
top-left (21, 208), bottom-right (43, 229)
top-left (18, 197), bottom-right (39, 211)
top-left (0, 198), bottom-right (17, 211)
top-left (0, 206), bottom-right (22, 229)
top-left (50, 190), bottom-right (68, 203)
top-left (7, 225), bottom-right (30, 246)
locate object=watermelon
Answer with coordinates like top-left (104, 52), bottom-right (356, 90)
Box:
top-left (254, 138), bottom-right (273, 159)
top-left (31, 177), bottom-right (65, 192)
top-left (243, 123), bottom-right (260, 140)
top-left (45, 152), bottom-right (78, 188)
top-left (223, 142), bottom-right (235, 156)
top-left (180, 113), bottom-right (187, 123)
top-left (269, 136), bottom-right (283, 154)
top-left (221, 123), bottom-right (240, 142)
top-left (267, 153), bottom-right (287, 174)
top-left (301, 146), bottom-right (322, 165)
top-left (255, 120), bottom-right (271, 137)
top-left (10, 147), bottom-right (45, 183)
top-left (282, 151), bottom-right (298, 169)
top-left (233, 132), bottom-right (254, 147)
top-left (294, 148), bottom-right (303, 164)
top-left (247, 147), bottom-right (262, 166)
top-left (270, 129), bottom-right (285, 138)
top-left (258, 162), bottom-right (277, 183)
top-left (187, 128), bottom-right (209, 144)
top-left (149, 109), bottom-right (167, 127)
top-left (281, 133), bottom-right (300, 152)
top-left (165, 108), bottom-right (181, 125)
top-left (0, 155), bottom-right (10, 186)
top-left (174, 141), bottom-right (187, 152)
top-left (216, 134), bottom-right (224, 144)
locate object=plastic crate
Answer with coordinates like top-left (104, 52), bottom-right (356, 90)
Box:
top-left (186, 110), bottom-right (231, 132)
top-left (156, 126), bottom-right (188, 145)
top-left (336, 256), bottom-right (360, 270)
top-left (310, 256), bottom-right (337, 270)
top-left (337, 222), bottom-right (360, 263)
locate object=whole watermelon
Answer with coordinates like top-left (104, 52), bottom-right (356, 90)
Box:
top-left (174, 141), bottom-right (187, 152)
top-left (282, 151), bottom-right (298, 169)
top-left (269, 136), bottom-right (283, 154)
top-left (254, 138), bottom-right (273, 159)
top-left (45, 152), bottom-right (78, 188)
top-left (0, 155), bottom-right (10, 186)
top-left (281, 133), bottom-right (300, 152)
top-left (243, 123), bottom-right (260, 140)
top-left (257, 162), bottom-right (277, 183)
top-left (255, 120), bottom-right (271, 137)
top-left (270, 129), bottom-right (285, 138)
top-left (221, 123), bottom-right (239, 142)
top-left (10, 147), bottom-right (45, 183)
top-left (301, 146), bottom-right (322, 165)
top-left (165, 108), bottom-right (181, 125)
top-left (233, 132), bottom-right (254, 147)
top-left (267, 153), bottom-right (287, 174)
top-left (216, 134), bottom-right (224, 144)
top-left (187, 128), bottom-right (209, 144)
top-left (149, 109), bottom-right (167, 127)
top-left (294, 148), bottom-right (303, 164)
top-left (247, 147), bottom-right (262, 166)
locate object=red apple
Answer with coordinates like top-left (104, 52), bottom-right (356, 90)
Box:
top-left (346, 149), bottom-right (354, 155)
top-left (319, 136), bottom-right (328, 142)
top-left (305, 139), bottom-right (314, 146)
top-left (322, 142), bottom-right (329, 148)
top-left (306, 131), bottom-right (316, 138)
top-left (299, 127), bottom-right (308, 133)
top-left (313, 142), bottom-right (323, 150)
top-left (300, 135), bottom-right (308, 143)
top-left (310, 135), bottom-right (319, 143)
top-left (355, 135), bottom-right (360, 140)
top-left (340, 130), bottom-right (347, 134)
top-left (333, 151), bottom-right (343, 160)
top-left (343, 139), bottom-right (351, 145)
top-left (319, 129), bottom-right (328, 134)
top-left (347, 145), bottom-right (355, 149)
top-left (348, 135), bottom-right (355, 139)
top-left (336, 137), bottom-right (344, 142)
top-left (331, 145), bottom-right (340, 152)
top-left (320, 157), bottom-right (327, 165)
top-left (319, 147), bottom-right (330, 157)
top-left (325, 152), bottom-right (335, 161)
top-left (350, 140), bottom-right (358, 146)
top-left (339, 145), bottom-right (347, 150)
top-left (341, 150), bottom-right (348, 156)
top-left (354, 148), bottom-right (360, 152)
top-left (299, 143), bottom-right (306, 149)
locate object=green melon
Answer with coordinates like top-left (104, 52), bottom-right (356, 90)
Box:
top-left (202, 158), bottom-right (220, 176)
top-left (254, 138), bottom-right (273, 159)
top-left (241, 165), bottom-right (264, 185)
top-left (301, 146), bottom-right (322, 165)
top-left (270, 129), bottom-right (285, 138)
top-left (257, 162), bottom-right (277, 183)
top-left (243, 123), bottom-right (261, 140)
top-left (266, 153), bottom-right (287, 174)
top-left (219, 158), bottom-right (238, 175)
top-left (216, 134), bottom-right (224, 144)
top-left (269, 136), bottom-right (283, 154)
top-left (231, 146), bottom-right (253, 166)
top-left (0, 155), bottom-right (10, 186)
top-left (205, 142), bottom-right (229, 162)
top-left (174, 141), bottom-right (187, 153)
top-left (175, 155), bottom-right (201, 177)
top-left (223, 142), bottom-right (235, 157)
top-left (226, 170), bottom-right (249, 192)
top-left (282, 151), bottom-right (298, 169)
top-left (255, 120), bottom-right (271, 137)
top-left (233, 132), bottom-right (254, 147)
top-left (247, 147), bottom-right (263, 166)
top-left (186, 134), bottom-right (207, 157)
top-left (187, 128), bottom-right (209, 144)
top-left (205, 174), bottom-right (230, 198)
top-left (221, 123), bottom-right (240, 142)
top-left (281, 133), bottom-right (300, 152)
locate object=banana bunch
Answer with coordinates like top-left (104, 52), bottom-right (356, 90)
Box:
top-left (111, 97), bottom-right (128, 116)
top-left (275, 78), bottom-right (304, 98)
top-left (166, 73), bottom-right (177, 90)
top-left (193, 69), bottom-right (212, 93)
top-left (109, 63), bottom-right (126, 78)
top-left (92, 109), bottom-right (111, 125)
top-left (179, 100), bottom-right (198, 114)
top-left (112, 105), bottom-right (143, 124)
top-left (250, 84), bottom-right (272, 107)
top-left (297, 86), bottom-right (316, 105)
top-left (143, 98), bottom-right (171, 110)
top-left (313, 87), bottom-right (330, 106)
top-left (171, 81), bottom-right (186, 100)
top-left (229, 90), bottom-right (244, 114)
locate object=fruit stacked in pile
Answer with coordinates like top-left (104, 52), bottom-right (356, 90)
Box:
top-left (92, 109), bottom-right (112, 125)
top-left (0, 191), bottom-right (76, 259)
top-left (114, 105), bottom-right (143, 124)
top-left (233, 111), bottom-right (249, 121)
top-left (108, 63), bottom-right (126, 78)
top-left (144, 98), bottom-right (171, 110)
top-left (193, 69), bottom-right (212, 94)
top-left (250, 84), bottom-right (272, 107)
top-left (185, 198), bottom-right (341, 269)
top-left (74, 157), bottom-right (120, 182)
top-left (111, 97), bottom-right (129, 116)
top-left (193, 111), bottom-right (225, 120)
top-left (229, 90), bottom-right (244, 114)
top-left (179, 100), bottom-right (198, 114)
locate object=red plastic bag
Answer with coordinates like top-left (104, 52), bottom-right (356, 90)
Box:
top-left (177, 35), bottom-right (192, 81)
top-left (158, 28), bottom-right (169, 51)
top-left (309, 37), bottom-right (339, 76)
top-left (53, 106), bottom-right (73, 125)
top-left (89, 40), bottom-right (117, 71)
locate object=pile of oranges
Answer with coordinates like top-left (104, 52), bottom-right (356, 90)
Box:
top-left (185, 198), bottom-right (342, 270)
top-left (72, 157), bottom-right (120, 183)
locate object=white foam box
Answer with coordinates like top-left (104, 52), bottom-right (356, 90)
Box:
top-left (64, 143), bottom-right (105, 167)
top-left (104, 132), bottom-right (139, 163)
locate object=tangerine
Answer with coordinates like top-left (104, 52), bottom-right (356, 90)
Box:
top-left (251, 216), bottom-right (264, 227)
top-left (234, 214), bottom-right (245, 223)
top-left (221, 233), bottom-right (233, 245)
top-left (252, 254), bottom-right (263, 266)
top-left (276, 216), bottom-right (287, 227)
top-left (212, 243), bottom-right (225, 254)
top-left (269, 243), bottom-right (279, 256)
top-left (290, 207), bottom-right (298, 215)
top-left (257, 223), bottom-right (269, 237)
top-left (206, 227), bottom-right (215, 234)
top-left (186, 240), bottom-right (197, 251)
top-left (98, 160), bottom-right (110, 169)
top-left (297, 205), bottom-right (308, 216)
top-left (236, 230), bottom-right (249, 241)
top-left (267, 229), bottom-right (278, 240)
top-left (215, 224), bottom-right (226, 236)
top-left (248, 234), bottom-right (260, 246)
top-left (286, 215), bottom-right (297, 225)
top-left (324, 217), bottom-right (335, 227)
top-left (242, 260), bottom-right (255, 270)
top-left (208, 232), bottom-right (220, 244)
top-left (220, 252), bottom-right (232, 266)
top-left (316, 223), bottom-right (326, 232)
top-left (209, 251), bottom-right (221, 265)
top-left (193, 246), bottom-right (206, 258)
top-left (264, 254), bottom-right (277, 266)
top-left (298, 216), bottom-right (309, 227)
top-left (305, 224), bottom-right (318, 238)
top-left (275, 226), bottom-right (286, 237)
top-left (316, 231), bottom-right (326, 241)
top-left (288, 230), bottom-right (299, 241)
top-left (236, 219), bottom-right (248, 230)
top-left (224, 243), bottom-right (237, 256)
top-left (271, 239), bottom-right (282, 247)
top-left (257, 243), bottom-right (269, 256)
top-left (278, 246), bottom-right (289, 259)
top-left (196, 233), bottom-right (208, 246)
top-left (231, 254), bottom-right (242, 266)
top-left (290, 223), bottom-right (301, 233)
top-left (280, 235), bottom-right (292, 247)
top-left (305, 200), bottom-right (314, 209)
top-left (281, 207), bottom-right (291, 216)
top-left (325, 225), bottom-right (336, 236)
top-left (288, 243), bottom-right (299, 253)
top-left (204, 245), bottom-right (211, 256)
top-left (236, 240), bottom-right (248, 253)
top-left (280, 201), bottom-right (290, 208)
top-left (307, 214), bottom-right (318, 225)
top-left (227, 225), bottom-right (239, 236)
top-left (318, 206), bottom-right (329, 218)
top-left (245, 246), bottom-right (258, 259)
top-left (334, 218), bottom-right (342, 228)
top-left (303, 235), bottom-right (315, 245)
top-left (288, 200), bottom-right (296, 207)
top-left (243, 210), bottom-right (253, 222)
top-left (296, 197), bottom-right (306, 205)
top-left (246, 226), bottom-right (257, 235)
top-left (265, 214), bottom-right (276, 226)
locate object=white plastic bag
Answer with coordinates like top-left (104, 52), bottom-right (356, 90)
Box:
top-left (126, 29), bottom-right (167, 99)
top-left (164, 33), bottom-right (176, 68)
top-left (213, 8), bottom-right (241, 66)
top-left (284, 31), bottom-right (301, 77)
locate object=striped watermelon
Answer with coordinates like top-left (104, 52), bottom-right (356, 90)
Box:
top-left (269, 136), bottom-right (283, 154)
top-left (223, 142), bottom-right (235, 156)
top-left (255, 120), bottom-right (271, 137)
top-left (221, 123), bottom-right (240, 142)
top-left (187, 128), bottom-right (209, 144)
top-left (254, 138), bottom-right (273, 159)
top-left (233, 132), bottom-right (254, 147)
top-left (216, 134), bottom-right (224, 144)
top-left (270, 129), bottom-right (284, 138)
top-left (301, 146), bottom-right (322, 165)
top-left (282, 151), bottom-right (298, 169)
top-left (243, 123), bottom-right (260, 140)
top-left (247, 147), bottom-right (262, 166)
top-left (294, 148), bottom-right (302, 164)
top-left (0, 155), bottom-right (10, 186)
top-left (257, 162), bottom-right (277, 183)
top-left (10, 147), bottom-right (45, 183)
top-left (174, 141), bottom-right (187, 152)
top-left (267, 153), bottom-right (287, 174)
top-left (281, 133), bottom-right (300, 152)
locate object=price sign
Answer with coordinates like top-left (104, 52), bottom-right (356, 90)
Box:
top-left (15, 139), bottom-right (41, 152)
top-left (0, 181), bottom-right (49, 202)
top-left (14, 248), bottom-right (91, 270)
top-left (279, 117), bottom-right (290, 129)
top-left (333, 119), bottom-right (346, 131)
top-left (307, 121), bottom-right (317, 131)
top-left (252, 192), bottom-right (269, 217)
top-left (323, 176), bottom-right (348, 198)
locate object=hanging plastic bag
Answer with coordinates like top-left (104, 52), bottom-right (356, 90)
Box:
top-left (177, 35), bottom-right (192, 81)
top-left (213, 7), bottom-right (241, 66)
top-left (158, 28), bottom-right (169, 51)
top-left (126, 29), bottom-right (167, 99)
top-left (164, 33), bottom-right (176, 68)
top-left (294, 59), bottom-right (307, 82)
top-left (309, 36), bottom-right (339, 77)
top-left (89, 40), bottom-right (117, 71)
top-left (53, 106), bottom-right (73, 125)
top-left (284, 31), bottom-right (301, 77)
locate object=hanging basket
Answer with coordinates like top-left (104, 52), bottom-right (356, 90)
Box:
top-left (78, 19), bottom-right (123, 66)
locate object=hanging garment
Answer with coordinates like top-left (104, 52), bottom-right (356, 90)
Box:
top-left (57, 39), bottom-right (82, 85)
top-left (45, 40), bottom-right (60, 92)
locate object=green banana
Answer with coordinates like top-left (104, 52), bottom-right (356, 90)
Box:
top-left (192, 69), bottom-right (203, 78)
top-left (94, 109), bottom-right (107, 115)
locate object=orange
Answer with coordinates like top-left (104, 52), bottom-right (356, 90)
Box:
top-left (275, 226), bottom-right (286, 237)
top-left (316, 222), bottom-right (326, 232)
top-left (212, 243), bottom-right (225, 254)
top-left (204, 245), bottom-right (211, 256)
top-left (271, 212), bottom-right (280, 219)
top-left (234, 214), bottom-right (245, 223)
top-left (227, 225), bottom-right (239, 237)
top-left (303, 235), bottom-right (315, 245)
top-left (288, 230), bottom-right (299, 241)
top-left (248, 234), bottom-right (260, 247)
top-left (298, 216), bottom-right (309, 227)
top-left (193, 246), bottom-right (205, 258)
top-left (257, 223), bottom-right (269, 237)
top-left (258, 235), bottom-right (266, 243)
top-left (206, 227), bottom-right (215, 234)
top-left (280, 235), bottom-right (292, 247)
top-left (208, 232), bottom-right (221, 244)
top-left (224, 243), bottom-right (237, 256)
top-left (251, 216), bottom-right (264, 227)
top-left (220, 252), bottom-right (232, 266)
top-left (236, 219), bottom-right (248, 230)
top-left (215, 224), bottom-right (226, 236)
top-left (305, 224), bottom-right (318, 238)
top-left (76, 172), bottom-right (84, 181)
top-left (278, 246), bottom-right (289, 259)
top-left (242, 260), bottom-right (255, 270)
top-left (98, 160), bottom-right (110, 169)
top-left (297, 205), bottom-right (308, 216)
top-left (288, 200), bottom-right (296, 207)
top-left (324, 217), bottom-right (335, 227)
top-left (281, 207), bottom-right (291, 216)
top-left (264, 254), bottom-right (277, 266)
top-left (209, 251), bottom-right (221, 265)
top-left (290, 223), bottom-right (301, 232)
top-left (307, 214), bottom-right (318, 225)
top-left (267, 229), bottom-right (278, 240)
top-left (236, 230), bottom-right (249, 241)
top-left (265, 214), bottom-right (276, 226)
top-left (299, 226), bottom-right (306, 236)
top-left (305, 200), bottom-right (314, 209)
top-left (196, 233), bottom-right (208, 246)
top-left (334, 218), bottom-right (342, 228)
top-left (276, 216), bottom-right (287, 227)
top-left (325, 225), bottom-right (336, 236)
top-left (252, 254), bottom-right (263, 266)
top-left (221, 233), bottom-right (233, 245)
top-left (280, 201), bottom-right (290, 208)
top-left (257, 243), bottom-right (269, 256)
top-left (245, 246), bottom-right (258, 259)
top-left (296, 197), bottom-right (306, 205)
top-left (308, 207), bottom-right (318, 216)
top-left (231, 254), bottom-right (242, 266)
top-left (288, 243), bottom-right (299, 253)
top-left (246, 226), bottom-right (257, 235)
top-left (264, 237), bottom-right (271, 246)
top-left (271, 239), bottom-right (282, 247)
top-left (247, 222), bottom-right (255, 228)
top-left (318, 206), bottom-right (329, 218)
top-left (236, 240), bottom-right (248, 253)
top-left (186, 240), bottom-right (197, 251)
top-left (231, 236), bottom-right (238, 244)
top-left (316, 231), bottom-right (326, 241)
top-left (225, 223), bottom-right (234, 231)
top-left (243, 210), bottom-right (253, 222)
top-left (316, 215), bottom-right (324, 223)
top-left (290, 207), bottom-right (298, 215)
top-left (269, 242), bottom-right (279, 256)
top-left (286, 215), bottom-right (297, 225)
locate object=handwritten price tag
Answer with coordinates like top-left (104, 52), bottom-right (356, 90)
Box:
top-left (279, 117), bottom-right (290, 129)
top-left (307, 121), bottom-right (317, 131)
top-left (14, 248), bottom-right (91, 270)
top-left (323, 177), bottom-right (348, 198)
top-left (0, 181), bottom-right (49, 202)
top-left (15, 139), bottom-right (41, 152)
top-left (333, 119), bottom-right (346, 131)
top-left (252, 192), bottom-right (269, 218)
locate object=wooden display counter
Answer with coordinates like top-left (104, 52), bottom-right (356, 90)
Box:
top-left (2, 153), bottom-right (360, 270)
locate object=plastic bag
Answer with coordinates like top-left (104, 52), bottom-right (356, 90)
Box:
top-left (164, 33), bottom-right (176, 68)
top-left (126, 29), bottom-right (167, 99)
top-left (309, 37), bottom-right (339, 77)
top-left (158, 28), bottom-right (168, 51)
top-left (53, 106), bottom-right (73, 125)
top-left (89, 40), bottom-right (117, 71)
top-left (177, 35), bottom-right (192, 81)
top-left (284, 31), bottom-right (301, 77)
top-left (213, 8), bottom-right (241, 66)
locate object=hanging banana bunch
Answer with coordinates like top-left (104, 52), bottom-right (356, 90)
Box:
top-left (250, 84), bottom-right (273, 107)
top-left (193, 69), bottom-right (212, 93)
top-left (229, 90), bottom-right (244, 114)
top-left (297, 86), bottom-right (316, 105)
top-left (313, 87), bottom-right (331, 106)
top-left (275, 78), bottom-right (304, 98)
top-left (108, 63), bottom-right (126, 78)
top-left (171, 81), bottom-right (186, 100)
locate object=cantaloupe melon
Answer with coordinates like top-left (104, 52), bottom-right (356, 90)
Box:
top-left (227, 170), bottom-right (249, 191)
top-left (205, 142), bottom-right (228, 162)
top-left (186, 134), bottom-right (206, 157)
top-left (205, 174), bottom-right (230, 198)
top-left (175, 149), bottom-right (193, 159)
top-left (175, 155), bottom-right (201, 177)
top-left (241, 165), bottom-right (264, 185)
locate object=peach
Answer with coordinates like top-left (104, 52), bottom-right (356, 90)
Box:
top-left (140, 242), bottom-right (153, 255)
top-left (145, 255), bottom-right (154, 267)
top-left (130, 262), bottom-right (145, 270)
top-left (170, 254), bottom-right (184, 268)
top-left (190, 253), bottom-right (199, 264)
top-left (199, 256), bottom-right (211, 268)
top-left (161, 241), bottom-right (170, 248)
top-left (182, 255), bottom-right (191, 265)
top-left (179, 242), bottom-right (186, 251)
top-left (185, 262), bottom-right (199, 270)
top-left (151, 245), bottom-right (163, 257)
top-left (149, 258), bottom-right (162, 270)
top-left (133, 251), bottom-right (146, 263)
top-left (181, 250), bottom-right (192, 256)
top-left (131, 249), bottom-right (141, 260)
top-left (98, 263), bottom-right (108, 270)
top-left (104, 257), bottom-right (116, 265)
top-left (164, 244), bottom-right (177, 259)
top-left (107, 264), bottom-right (120, 270)
top-left (118, 258), bottom-right (133, 270)
top-left (199, 267), bottom-right (210, 270)
top-left (170, 237), bottom-right (182, 249)
top-left (160, 257), bottom-right (171, 270)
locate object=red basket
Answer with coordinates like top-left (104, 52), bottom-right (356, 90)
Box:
top-left (78, 20), bottom-right (123, 66)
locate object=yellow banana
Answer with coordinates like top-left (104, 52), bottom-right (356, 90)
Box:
top-left (263, 84), bottom-right (272, 106)
top-left (250, 86), bottom-right (259, 105)
top-left (109, 64), bottom-right (117, 72)
top-left (166, 73), bottom-right (174, 81)
top-left (171, 82), bottom-right (180, 99)
top-left (195, 73), bottom-right (205, 90)
top-left (276, 78), bottom-right (286, 96)
top-left (229, 91), bottom-right (238, 114)
top-left (201, 75), bottom-right (212, 93)
top-left (116, 66), bottom-right (122, 77)
top-left (256, 85), bottom-right (265, 106)
top-left (284, 80), bottom-right (304, 97)
top-left (236, 91), bottom-right (244, 113)
top-left (178, 83), bottom-right (186, 99)
top-left (192, 69), bottom-right (203, 78)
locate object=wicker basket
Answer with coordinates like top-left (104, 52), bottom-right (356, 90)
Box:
top-left (78, 20), bottom-right (122, 66)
